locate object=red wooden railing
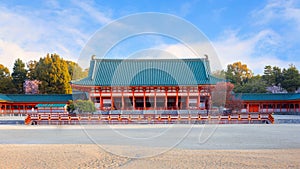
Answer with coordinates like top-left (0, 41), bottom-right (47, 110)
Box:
top-left (25, 113), bottom-right (275, 125)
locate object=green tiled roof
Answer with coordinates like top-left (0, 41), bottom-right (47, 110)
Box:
top-left (236, 93), bottom-right (300, 101)
top-left (0, 94), bottom-right (12, 102)
top-left (0, 93), bottom-right (87, 103)
top-left (5, 94), bottom-right (73, 103)
top-left (72, 59), bottom-right (224, 86)
top-left (36, 104), bottom-right (67, 108)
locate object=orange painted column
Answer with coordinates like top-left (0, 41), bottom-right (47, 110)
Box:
top-left (110, 87), bottom-right (113, 110)
top-left (280, 104), bottom-right (282, 112)
top-left (18, 104), bottom-right (21, 114)
top-left (154, 88), bottom-right (157, 109)
top-left (121, 88), bottom-right (124, 110)
top-left (247, 103), bottom-right (249, 113)
top-left (132, 88), bottom-right (135, 110)
top-left (88, 87), bottom-right (91, 100)
top-left (143, 88), bottom-right (146, 110)
top-left (175, 88), bottom-right (179, 109)
top-left (99, 88), bottom-right (102, 110)
top-left (187, 87), bottom-right (190, 109)
top-left (23, 104), bottom-right (26, 114)
top-left (260, 103), bottom-right (262, 113)
top-left (165, 88), bottom-right (168, 110)
top-left (197, 87), bottom-right (200, 110)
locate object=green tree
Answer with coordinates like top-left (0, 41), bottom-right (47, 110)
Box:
top-left (11, 58), bottom-right (27, 94)
top-left (0, 64), bottom-right (16, 93)
top-left (212, 70), bottom-right (226, 79)
top-left (83, 68), bottom-right (89, 76)
top-left (271, 66), bottom-right (283, 86)
top-left (262, 65), bottom-right (274, 86)
top-left (27, 60), bottom-right (37, 80)
top-left (234, 75), bottom-right (267, 93)
top-left (281, 65), bottom-right (300, 93)
top-left (68, 100), bottom-right (96, 114)
top-left (35, 53), bottom-right (72, 94)
top-left (225, 61), bottom-right (253, 85)
top-left (66, 61), bottom-right (88, 80)
top-left (0, 64), bottom-right (10, 78)
top-left (262, 65), bottom-right (283, 86)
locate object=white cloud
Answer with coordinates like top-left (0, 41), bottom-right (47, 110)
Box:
top-left (133, 41), bottom-right (223, 72)
top-left (0, 7), bottom-right (44, 45)
top-left (0, 40), bottom-right (43, 71)
top-left (0, 1), bottom-right (111, 71)
top-left (157, 43), bottom-right (198, 58)
top-left (73, 1), bottom-right (112, 25)
top-left (252, 0), bottom-right (300, 30)
top-left (245, 0), bottom-right (300, 73)
top-left (145, 28), bottom-right (290, 75)
top-left (212, 29), bottom-right (298, 74)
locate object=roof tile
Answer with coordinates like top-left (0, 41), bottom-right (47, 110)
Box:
top-left (72, 59), bottom-right (224, 86)
top-left (236, 93), bottom-right (300, 101)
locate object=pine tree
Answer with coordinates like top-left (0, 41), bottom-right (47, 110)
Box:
top-left (12, 58), bottom-right (27, 94)
top-left (281, 65), bottom-right (300, 93)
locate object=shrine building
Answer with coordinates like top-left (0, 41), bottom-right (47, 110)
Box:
top-left (71, 57), bottom-right (223, 111)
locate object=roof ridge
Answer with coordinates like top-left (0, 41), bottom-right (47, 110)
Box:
top-left (92, 58), bottom-right (206, 61)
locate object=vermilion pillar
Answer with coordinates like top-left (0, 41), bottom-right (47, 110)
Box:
top-left (99, 88), bottom-right (102, 109)
top-left (143, 88), bottom-right (146, 109)
top-left (154, 88), bottom-right (157, 109)
top-left (187, 87), bottom-right (190, 109)
top-left (132, 88), bottom-right (135, 110)
top-left (110, 87), bottom-right (113, 110)
top-left (197, 87), bottom-right (200, 110)
top-left (165, 88), bottom-right (168, 110)
top-left (175, 88), bottom-right (179, 109)
top-left (121, 88), bottom-right (124, 110)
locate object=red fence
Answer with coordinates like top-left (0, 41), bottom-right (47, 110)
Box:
top-left (25, 113), bottom-right (275, 125)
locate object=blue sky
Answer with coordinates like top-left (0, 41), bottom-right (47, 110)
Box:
top-left (0, 0), bottom-right (299, 74)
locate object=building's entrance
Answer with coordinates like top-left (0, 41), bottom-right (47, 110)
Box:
top-left (249, 104), bottom-right (259, 112)
top-left (134, 96), bottom-right (152, 110)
